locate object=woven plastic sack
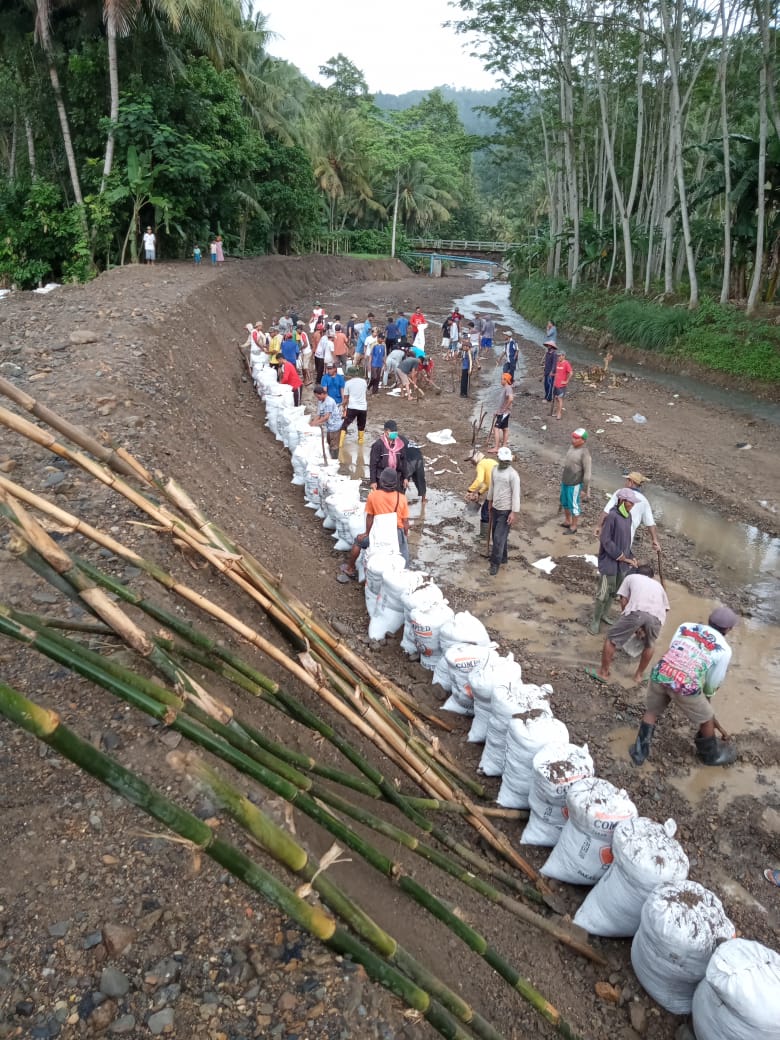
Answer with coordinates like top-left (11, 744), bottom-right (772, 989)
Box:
top-left (630, 881), bottom-right (734, 1014)
top-left (467, 652), bottom-right (520, 743)
top-left (411, 600), bottom-right (454, 671)
top-left (438, 612), bottom-right (492, 659)
top-left (574, 818), bottom-right (689, 936)
top-left (520, 743), bottom-right (594, 847)
top-left (441, 643), bottom-right (496, 715)
top-left (366, 553), bottom-right (407, 633)
top-left (540, 778), bottom-right (637, 885)
top-left (692, 938), bottom-right (780, 1040)
top-left (496, 716), bottom-right (569, 809)
top-left (400, 579), bottom-right (442, 655)
top-left (479, 685), bottom-right (552, 777)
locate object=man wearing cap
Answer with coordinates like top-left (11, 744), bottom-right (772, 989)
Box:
top-left (309, 384), bottom-right (342, 457)
top-left (142, 225), bottom-right (156, 265)
top-left (560, 429), bottom-right (591, 535)
top-left (587, 563), bottom-right (670, 684)
top-left (629, 606), bottom-right (739, 767)
top-left (337, 467), bottom-right (410, 582)
top-left (486, 447), bottom-right (521, 576)
top-left (595, 472), bottom-right (661, 552)
top-left (369, 421), bottom-right (408, 489)
top-left (589, 488), bottom-right (639, 633)
top-left (466, 450), bottom-right (498, 539)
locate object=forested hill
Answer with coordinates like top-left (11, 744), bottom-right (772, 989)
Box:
top-left (374, 87), bottom-right (502, 137)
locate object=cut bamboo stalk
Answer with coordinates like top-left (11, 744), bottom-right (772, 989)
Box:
top-left (0, 681), bottom-right (480, 1040)
top-left (0, 375), bottom-right (148, 480)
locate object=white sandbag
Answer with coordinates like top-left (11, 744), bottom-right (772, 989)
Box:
top-left (432, 654), bottom-right (452, 693)
top-left (322, 478), bottom-right (360, 531)
top-left (365, 552), bottom-right (406, 623)
top-left (438, 612), bottom-right (492, 655)
top-left (382, 569), bottom-right (426, 615)
top-left (291, 440), bottom-right (322, 485)
top-left (304, 460), bottom-right (338, 510)
top-left (332, 497), bottom-right (365, 551)
top-left (411, 600), bottom-right (455, 671)
top-left (631, 881), bottom-right (734, 1014)
top-left (278, 405), bottom-right (307, 449)
top-left (441, 643), bottom-right (495, 715)
top-left (400, 579), bottom-right (442, 655)
top-left (467, 651), bottom-right (519, 743)
top-left (496, 716), bottom-right (569, 808)
top-left (540, 778), bottom-right (637, 885)
top-left (574, 817), bottom-right (689, 937)
top-left (479, 684), bottom-right (552, 777)
top-left (520, 743), bottom-right (595, 847)
top-left (691, 938), bottom-right (780, 1040)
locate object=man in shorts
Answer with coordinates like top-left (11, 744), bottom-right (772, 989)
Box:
top-left (396, 355), bottom-right (420, 400)
top-left (589, 564), bottom-right (669, 683)
top-left (309, 384), bottom-right (343, 457)
top-left (552, 349), bottom-right (572, 419)
top-left (142, 226), bottom-right (156, 264)
top-left (337, 467), bottom-right (410, 582)
top-left (559, 428), bottom-right (591, 535)
top-left (629, 606), bottom-right (739, 767)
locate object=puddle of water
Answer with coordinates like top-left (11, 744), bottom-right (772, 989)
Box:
top-left (669, 763), bottom-right (779, 812)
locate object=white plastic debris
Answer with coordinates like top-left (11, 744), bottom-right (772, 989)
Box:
top-left (606, 415), bottom-right (623, 423)
top-left (632, 413), bottom-right (647, 424)
top-left (532, 556), bottom-right (556, 574)
top-left (567, 554), bottom-right (598, 567)
top-left (426, 429), bottom-right (457, 445)
top-left (33, 283), bottom-right (61, 294)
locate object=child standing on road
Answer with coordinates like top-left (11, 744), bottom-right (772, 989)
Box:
top-left (209, 239), bottom-right (218, 265)
top-left (553, 350), bottom-right (573, 419)
top-left (193, 244), bottom-right (202, 264)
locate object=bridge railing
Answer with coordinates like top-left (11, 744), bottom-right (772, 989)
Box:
top-left (408, 239), bottom-right (520, 253)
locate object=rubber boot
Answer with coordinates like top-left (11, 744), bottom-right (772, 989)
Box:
top-left (694, 734), bottom-right (737, 766)
top-left (338, 430), bottom-right (346, 449)
top-left (588, 600), bottom-right (605, 636)
top-left (357, 431), bottom-right (364, 445)
top-left (629, 722), bottom-right (655, 766)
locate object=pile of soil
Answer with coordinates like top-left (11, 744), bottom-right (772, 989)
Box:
top-left (0, 256), bottom-right (778, 1040)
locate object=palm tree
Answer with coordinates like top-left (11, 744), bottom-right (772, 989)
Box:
top-left (383, 159), bottom-right (455, 256)
top-left (31, 0), bottom-right (83, 206)
top-left (305, 104), bottom-right (377, 232)
top-left (101, 0), bottom-right (140, 188)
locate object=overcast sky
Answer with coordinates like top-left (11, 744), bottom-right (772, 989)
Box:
top-left (261, 0), bottom-right (498, 95)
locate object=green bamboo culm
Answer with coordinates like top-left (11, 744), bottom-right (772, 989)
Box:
top-left (0, 681), bottom-right (477, 1040)
top-left (174, 753), bottom-right (506, 1040)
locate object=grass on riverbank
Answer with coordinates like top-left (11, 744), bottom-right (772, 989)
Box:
top-left (511, 277), bottom-right (780, 382)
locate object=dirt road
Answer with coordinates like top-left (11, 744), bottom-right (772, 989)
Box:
top-left (0, 256), bottom-right (778, 1040)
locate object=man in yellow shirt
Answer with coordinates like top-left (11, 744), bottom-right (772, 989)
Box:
top-left (465, 450), bottom-right (498, 538)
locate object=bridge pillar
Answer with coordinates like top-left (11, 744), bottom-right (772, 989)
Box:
top-left (430, 256), bottom-right (442, 278)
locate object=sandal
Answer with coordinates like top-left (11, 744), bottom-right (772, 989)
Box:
top-left (584, 667), bottom-right (609, 685)
top-left (764, 868), bottom-right (780, 887)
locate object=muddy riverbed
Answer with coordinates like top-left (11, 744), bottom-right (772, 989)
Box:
top-left (0, 256), bottom-right (778, 1040)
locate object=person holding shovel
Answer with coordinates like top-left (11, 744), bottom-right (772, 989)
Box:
top-left (595, 471), bottom-right (661, 553)
top-left (309, 384), bottom-right (343, 458)
top-left (486, 446), bottom-right (521, 576)
top-left (629, 606), bottom-right (739, 767)
top-left (396, 355), bottom-right (420, 400)
top-left (466, 450), bottom-right (498, 539)
top-left (589, 487), bottom-right (639, 634)
top-left (459, 342), bottom-right (473, 398)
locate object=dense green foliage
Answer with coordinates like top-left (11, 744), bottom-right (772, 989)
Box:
top-left (513, 277), bottom-right (780, 381)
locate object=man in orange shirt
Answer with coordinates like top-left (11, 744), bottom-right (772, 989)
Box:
top-left (337, 468), bottom-right (410, 582)
top-left (332, 322), bottom-right (349, 365)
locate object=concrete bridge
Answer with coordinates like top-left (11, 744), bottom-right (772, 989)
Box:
top-left (408, 239), bottom-right (520, 254)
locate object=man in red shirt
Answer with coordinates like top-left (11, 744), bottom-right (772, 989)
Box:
top-left (277, 357), bottom-right (303, 406)
top-left (553, 349), bottom-right (573, 420)
top-left (409, 307), bottom-right (426, 336)
top-left (336, 468), bottom-right (410, 582)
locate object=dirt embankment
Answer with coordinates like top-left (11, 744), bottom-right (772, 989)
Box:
top-left (0, 256), bottom-right (779, 1040)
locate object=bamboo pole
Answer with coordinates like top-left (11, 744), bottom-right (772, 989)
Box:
top-left (0, 457), bottom-right (547, 892)
top-left (0, 681), bottom-right (480, 1040)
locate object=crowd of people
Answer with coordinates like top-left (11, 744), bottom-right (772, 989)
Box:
top-left (245, 298), bottom-right (741, 775)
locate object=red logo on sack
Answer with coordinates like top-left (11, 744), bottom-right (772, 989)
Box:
top-left (599, 846), bottom-right (614, 866)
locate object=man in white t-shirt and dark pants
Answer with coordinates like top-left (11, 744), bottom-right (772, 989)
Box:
top-left (595, 471), bottom-right (660, 552)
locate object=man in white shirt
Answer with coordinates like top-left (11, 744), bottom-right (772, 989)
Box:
top-left (595, 471), bottom-right (660, 551)
top-left (588, 565), bottom-right (669, 684)
top-left (486, 447), bottom-right (521, 576)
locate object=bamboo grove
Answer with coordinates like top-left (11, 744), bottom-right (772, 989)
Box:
top-left (0, 374), bottom-right (607, 1039)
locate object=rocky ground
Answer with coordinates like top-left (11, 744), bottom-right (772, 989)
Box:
top-left (0, 256), bottom-right (778, 1040)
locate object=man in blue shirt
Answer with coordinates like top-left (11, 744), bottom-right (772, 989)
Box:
top-left (280, 333), bottom-right (299, 365)
top-left (368, 335), bottom-right (386, 395)
top-left (321, 363), bottom-right (345, 404)
top-left (396, 312), bottom-right (409, 340)
top-left (385, 316), bottom-right (399, 350)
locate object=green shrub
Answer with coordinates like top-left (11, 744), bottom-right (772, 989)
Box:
top-left (608, 299), bottom-right (691, 351)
